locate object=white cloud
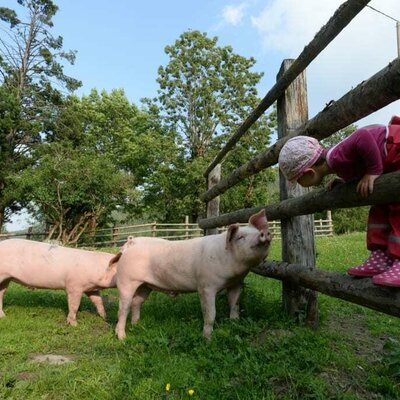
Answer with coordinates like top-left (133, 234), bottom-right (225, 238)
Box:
top-left (250, 0), bottom-right (400, 126)
top-left (222, 3), bottom-right (248, 26)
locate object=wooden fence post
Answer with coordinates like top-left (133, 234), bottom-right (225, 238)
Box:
top-left (151, 222), bottom-right (157, 237)
top-left (26, 227), bottom-right (33, 240)
top-left (205, 164), bottom-right (221, 236)
top-left (277, 59), bottom-right (319, 328)
top-left (185, 215), bottom-right (189, 240)
top-left (112, 225), bottom-right (118, 247)
top-left (327, 210), bottom-right (333, 236)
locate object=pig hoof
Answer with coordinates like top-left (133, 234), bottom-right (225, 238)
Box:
top-left (0, 311), bottom-right (5, 318)
top-left (67, 318), bottom-right (78, 327)
top-left (116, 329), bottom-right (126, 341)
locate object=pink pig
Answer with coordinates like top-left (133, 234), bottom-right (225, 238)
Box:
top-left (0, 239), bottom-right (117, 325)
top-left (114, 209), bottom-right (271, 340)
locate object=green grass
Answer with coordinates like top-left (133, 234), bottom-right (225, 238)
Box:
top-left (1, 233), bottom-right (400, 399)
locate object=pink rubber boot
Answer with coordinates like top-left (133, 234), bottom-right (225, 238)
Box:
top-left (372, 259), bottom-right (400, 287)
top-left (347, 249), bottom-right (394, 277)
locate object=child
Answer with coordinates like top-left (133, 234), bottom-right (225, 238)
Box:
top-left (278, 116), bottom-right (400, 287)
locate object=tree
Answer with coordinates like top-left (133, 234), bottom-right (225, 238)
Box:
top-left (155, 30), bottom-right (266, 159)
top-left (145, 30), bottom-right (275, 221)
top-left (15, 143), bottom-right (135, 245)
top-left (42, 89), bottom-right (180, 225)
top-left (0, 0), bottom-right (80, 229)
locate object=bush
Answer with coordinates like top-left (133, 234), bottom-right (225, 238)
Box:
top-left (331, 206), bottom-right (369, 234)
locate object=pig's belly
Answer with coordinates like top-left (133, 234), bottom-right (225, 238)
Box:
top-left (9, 264), bottom-right (67, 289)
top-left (146, 271), bottom-right (198, 293)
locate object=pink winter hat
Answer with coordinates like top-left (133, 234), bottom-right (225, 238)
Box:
top-left (278, 136), bottom-right (323, 182)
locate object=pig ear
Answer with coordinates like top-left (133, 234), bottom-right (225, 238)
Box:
top-left (108, 252), bottom-right (122, 269)
top-left (249, 209), bottom-right (268, 231)
top-left (226, 224), bottom-right (239, 248)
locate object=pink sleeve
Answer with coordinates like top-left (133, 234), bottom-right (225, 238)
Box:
top-left (348, 128), bottom-right (383, 175)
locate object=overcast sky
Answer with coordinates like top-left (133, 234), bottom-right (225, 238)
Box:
top-left (3, 0), bottom-right (400, 230)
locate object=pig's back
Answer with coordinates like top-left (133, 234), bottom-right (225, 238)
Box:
top-left (119, 236), bottom-right (223, 292)
top-left (0, 239), bottom-right (112, 289)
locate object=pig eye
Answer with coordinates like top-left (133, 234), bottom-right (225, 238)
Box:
top-left (236, 235), bottom-right (244, 241)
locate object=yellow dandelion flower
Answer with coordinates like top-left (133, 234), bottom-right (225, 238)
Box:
top-left (165, 383), bottom-right (171, 392)
top-left (188, 389), bottom-right (195, 396)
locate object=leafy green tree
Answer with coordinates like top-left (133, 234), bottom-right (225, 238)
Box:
top-left (15, 143), bottom-right (135, 245)
top-left (144, 30), bottom-right (276, 221)
top-left (42, 89), bottom-right (181, 225)
top-left (0, 0), bottom-right (80, 229)
top-left (0, 86), bottom-right (24, 230)
top-left (155, 30), bottom-right (266, 159)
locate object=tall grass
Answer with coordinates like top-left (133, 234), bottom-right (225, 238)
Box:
top-left (1, 233), bottom-right (399, 399)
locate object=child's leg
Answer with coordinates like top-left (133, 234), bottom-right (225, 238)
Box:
top-left (348, 205), bottom-right (393, 277)
top-left (366, 205), bottom-right (391, 251)
top-left (372, 203), bottom-right (400, 287)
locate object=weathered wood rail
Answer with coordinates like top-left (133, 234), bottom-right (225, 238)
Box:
top-left (253, 260), bottom-right (400, 317)
top-left (199, 172), bottom-right (400, 229)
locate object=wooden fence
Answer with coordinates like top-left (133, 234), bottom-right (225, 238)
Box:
top-left (199, 0), bottom-right (400, 324)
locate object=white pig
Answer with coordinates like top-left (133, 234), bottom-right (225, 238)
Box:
top-left (0, 239), bottom-right (117, 325)
top-left (114, 209), bottom-right (271, 340)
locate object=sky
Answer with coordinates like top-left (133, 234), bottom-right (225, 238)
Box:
top-left (3, 0), bottom-right (400, 231)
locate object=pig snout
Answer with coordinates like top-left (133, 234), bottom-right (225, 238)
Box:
top-left (261, 230), bottom-right (272, 244)
top-left (253, 230), bottom-right (272, 248)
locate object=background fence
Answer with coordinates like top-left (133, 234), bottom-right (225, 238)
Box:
top-left (0, 211), bottom-right (334, 247)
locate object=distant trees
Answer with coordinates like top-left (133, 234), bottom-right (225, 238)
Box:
top-left (16, 144), bottom-right (133, 245)
top-left (1, 15), bottom-right (279, 241)
top-left (0, 0), bottom-right (80, 229)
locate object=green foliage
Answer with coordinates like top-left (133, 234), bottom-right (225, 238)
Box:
top-left (383, 338), bottom-right (400, 378)
top-left (1, 234), bottom-right (400, 399)
top-left (0, 0), bottom-right (80, 229)
top-left (155, 30), bottom-right (264, 159)
top-left (15, 143), bottom-right (135, 244)
top-left (142, 30), bottom-right (277, 221)
top-left (331, 207), bottom-right (369, 234)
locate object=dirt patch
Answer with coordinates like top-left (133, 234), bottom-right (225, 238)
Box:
top-left (325, 311), bottom-right (387, 361)
top-left (30, 353), bottom-right (75, 365)
top-left (15, 371), bottom-right (37, 381)
top-left (251, 328), bottom-right (295, 347)
top-left (320, 312), bottom-right (388, 399)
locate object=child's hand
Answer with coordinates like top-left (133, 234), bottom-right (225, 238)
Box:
top-left (356, 174), bottom-right (379, 197)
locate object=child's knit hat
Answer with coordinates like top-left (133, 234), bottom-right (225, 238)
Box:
top-left (278, 136), bottom-right (323, 182)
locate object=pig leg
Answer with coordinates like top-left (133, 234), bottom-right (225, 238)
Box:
top-left (0, 279), bottom-right (11, 318)
top-left (115, 280), bottom-right (142, 340)
top-left (131, 285), bottom-right (152, 325)
top-left (86, 290), bottom-right (106, 319)
top-left (66, 288), bottom-right (83, 326)
top-left (199, 287), bottom-right (218, 340)
top-left (227, 283), bottom-right (242, 320)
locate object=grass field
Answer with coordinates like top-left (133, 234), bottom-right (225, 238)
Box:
top-left (1, 232), bottom-right (400, 399)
